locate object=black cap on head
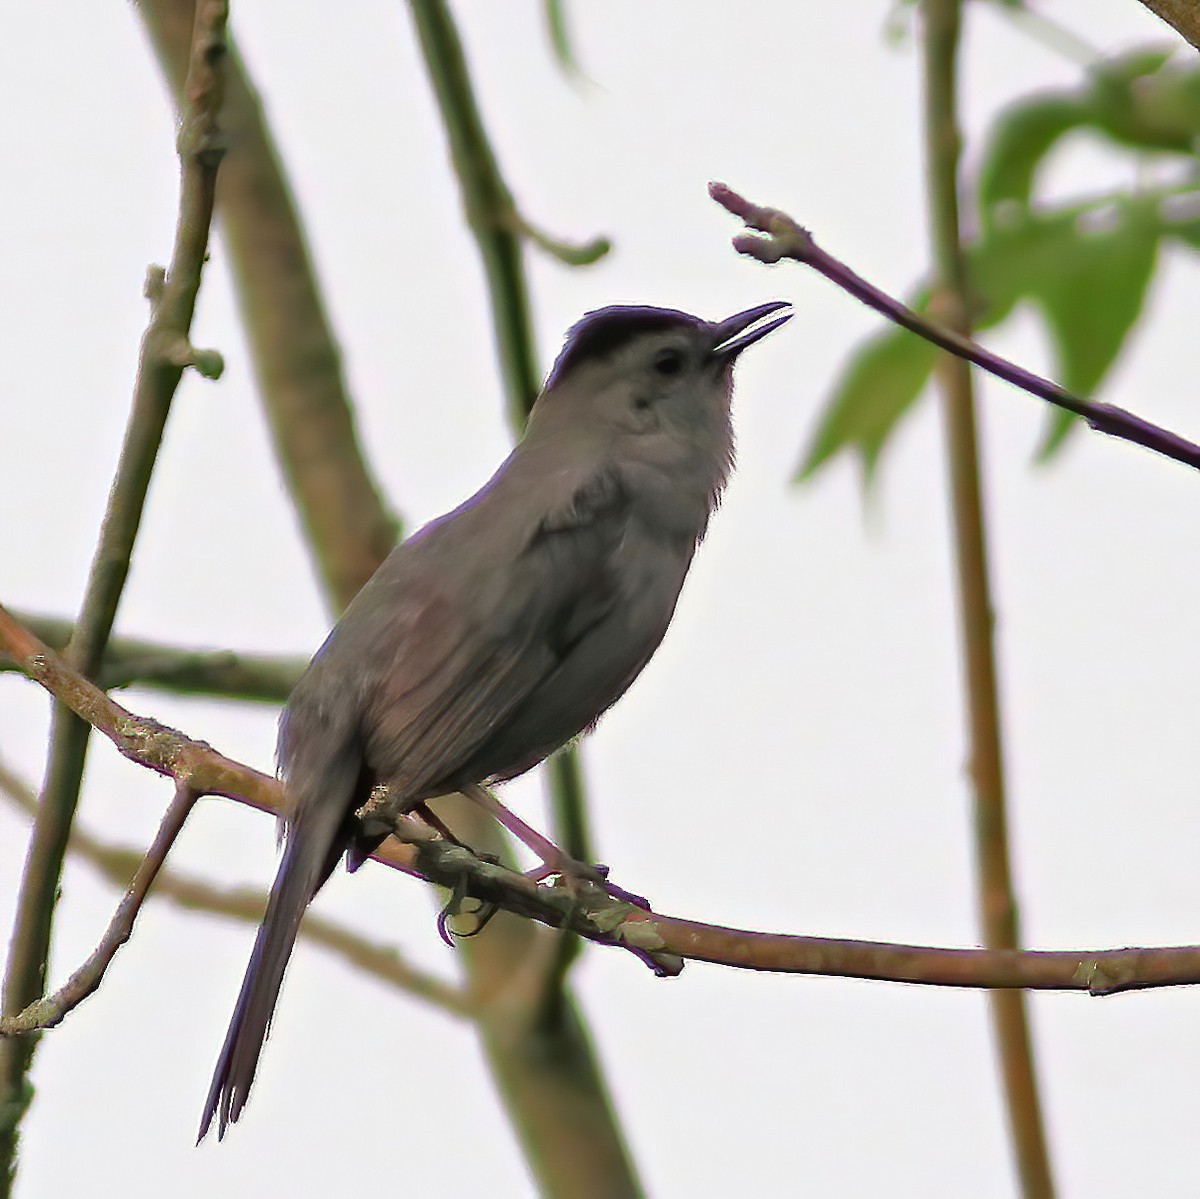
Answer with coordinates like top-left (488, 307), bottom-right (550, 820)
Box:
top-left (543, 302), bottom-right (791, 392)
top-left (544, 306), bottom-right (702, 391)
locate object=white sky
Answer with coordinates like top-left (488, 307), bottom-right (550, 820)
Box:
top-left (2, 2), bottom-right (1199, 1196)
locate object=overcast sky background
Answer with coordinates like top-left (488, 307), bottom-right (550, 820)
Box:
top-left (3, 2), bottom-right (1199, 1195)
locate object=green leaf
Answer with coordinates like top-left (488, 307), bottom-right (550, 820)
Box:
top-left (1035, 408), bottom-right (1078, 461)
top-left (1025, 197), bottom-right (1160, 457)
top-left (968, 210), bottom-right (1083, 328)
top-left (1088, 48), bottom-right (1200, 152)
top-left (797, 319), bottom-right (938, 484)
top-left (977, 96), bottom-right (1088, 218)
top-left (977, 47), bottom-right (1200, 229)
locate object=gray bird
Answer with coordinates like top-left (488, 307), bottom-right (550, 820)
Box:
top-left (199, 300), bottom-right (791, 1140)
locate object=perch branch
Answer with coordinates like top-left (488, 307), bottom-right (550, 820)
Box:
top-left (5, 606), bottom-right (1200, 996)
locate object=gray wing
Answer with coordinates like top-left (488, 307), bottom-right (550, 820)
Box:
top-left (281, 466), bottom-right (635, 813)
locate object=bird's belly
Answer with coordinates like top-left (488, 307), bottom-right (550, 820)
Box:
top-left (451, 538), bottom-right (690, 786)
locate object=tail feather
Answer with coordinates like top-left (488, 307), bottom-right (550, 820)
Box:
top-left (198, 793), bottom-right (353, 1142)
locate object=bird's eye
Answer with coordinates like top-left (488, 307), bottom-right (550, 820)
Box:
top-left (654, 349), bottom-right (684, 376)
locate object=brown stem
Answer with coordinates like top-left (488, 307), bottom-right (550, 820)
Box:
top-left (920, 3), bottom-right (1055, 1194)
top-left (0, 6), bottom-right (229, 1189)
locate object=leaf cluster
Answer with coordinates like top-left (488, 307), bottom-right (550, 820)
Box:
top-left (803, 47), bottom-right (1200, 483)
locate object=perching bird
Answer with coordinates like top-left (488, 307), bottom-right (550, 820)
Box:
top-left (199, 300), bottom-right (791, 1140)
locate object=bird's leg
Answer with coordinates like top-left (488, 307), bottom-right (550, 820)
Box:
top-left (460, 784), bottom-right (649, 908)
top-left (460, 783), bottom-right (600, 882)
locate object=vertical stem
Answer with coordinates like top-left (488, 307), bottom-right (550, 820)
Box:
top-left (920, 3), bottom-right (1056, 1196)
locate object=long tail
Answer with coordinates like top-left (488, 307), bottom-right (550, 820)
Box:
top-left (197, 795), bottom-right (350, 1142)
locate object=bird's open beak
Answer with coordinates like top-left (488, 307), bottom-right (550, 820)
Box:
top-left (711, 301), bottom-right (793, 362)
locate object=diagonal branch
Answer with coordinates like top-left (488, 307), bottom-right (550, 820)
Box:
top-left (400, 9), bottom-right (632, 1190)
top-left (709, 181), bottom-right (1200, 474)
top-left (0, 4), bottom-right (229, 1184)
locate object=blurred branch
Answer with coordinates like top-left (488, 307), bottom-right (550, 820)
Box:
top-left (710, 181), bottom-right (1200, 473)
top-left (0, 4), bottom-right (229, 1188)
top-left (0, 759), bottom-right (471, 1022)
top-left (920, 3), bottom-right (1054, 1194)
top-left (404, 0), bottom-right (601, 866)
top-left (404, 0), bottom-right (608, 426)
top-left (6, 605), bottom-right (1200, 996)
top-left (136, 0), bottom-right (400, 611)
top-left (2, 610), bottom-right (302, 702)
top-left (401, 9), bottom-right (633, 1189)
top-left (1136, 0), bottom-right (1200, 52)
top-left (131, 6), bottom-right (629, 1191)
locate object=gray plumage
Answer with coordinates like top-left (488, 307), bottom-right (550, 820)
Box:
top-left (198, 301), bottom-right (790, 1140)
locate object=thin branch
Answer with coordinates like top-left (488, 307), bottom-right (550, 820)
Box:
top-left (920, 3), bottom-right (1054, 1194)
top-left (136, 0), bottom-right (401, 611)
top-left (0, 782), bottom-right (200, 1036)
top-left (0, 3), bottom-right (229, 1183)
top-left (709, 181), bottom-right (1200, 474)
top-left (405, 0), bottom-right (609, 426)
top-left (400, 17), bottom-right (631, 1187)
top-left (2, 610), bottom-right (302, 702)
top-left (6, 605), bottom-right (1200, 995)
top-left (404, 0), bottom-right (599, 884)
top-left (0, 759), bottom-right (471, 1020)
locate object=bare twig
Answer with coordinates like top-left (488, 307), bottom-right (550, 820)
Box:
top-left (709, 181), bottom-right (1200, 473)
top-left (0, 4), bottom-right (229, 1183)
top-left (0, 782), bottom-right (200, 1036)
top-left (0, 759), bottom-right (471, 1020)
top-left (919, 3), bottom-right (1054, 1194)
top-left (405, 0), bottom-right (609, 426)
top-left (136, 0), bottom-right (401, 610)
top-left (400, 8), bottom-right (633, 1190)
top-left (6, 605), bottom-right (1200, 996)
